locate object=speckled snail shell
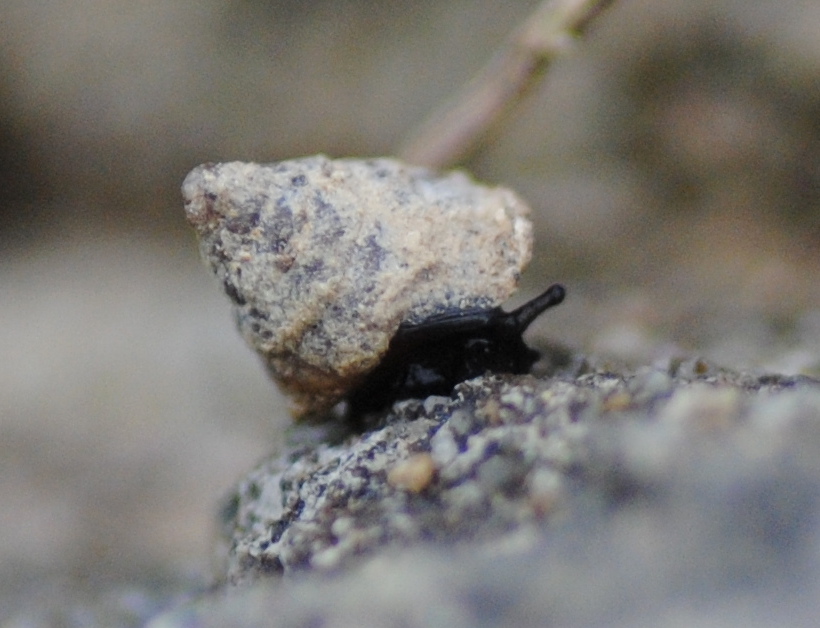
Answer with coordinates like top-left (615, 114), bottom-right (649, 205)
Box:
top-left (182, 155), bottom-right (544, 420)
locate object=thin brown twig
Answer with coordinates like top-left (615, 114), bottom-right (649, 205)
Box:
top-left (397, 0), bottom-right (617, 170)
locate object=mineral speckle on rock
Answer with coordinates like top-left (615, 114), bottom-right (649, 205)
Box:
top-left (182, 156), bottom-right (533, 419)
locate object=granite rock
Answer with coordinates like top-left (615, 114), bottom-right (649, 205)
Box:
top-left (214, 355), bottom-right (820, 584)
top-left (144, 355), bottom-right (820, 627)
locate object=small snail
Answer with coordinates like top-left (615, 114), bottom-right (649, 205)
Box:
top-left (182, 155), bottom-right (564, 420)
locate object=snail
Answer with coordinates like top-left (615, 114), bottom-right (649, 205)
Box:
top-left (182, 155), bottom-right (564, 420)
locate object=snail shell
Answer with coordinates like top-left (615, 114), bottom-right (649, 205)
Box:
top-left (182, 155), bottom-right (533, 419)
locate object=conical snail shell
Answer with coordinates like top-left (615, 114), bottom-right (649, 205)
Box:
top-left (182, 155), bottom-right (533, 419)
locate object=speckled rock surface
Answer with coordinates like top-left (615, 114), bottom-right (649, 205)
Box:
top-left (214, 356), bottom-right (820, 589)
top-left (143, 356), bottom-right (820, 627)
top-left (182, 156), bottom-right (532, 418)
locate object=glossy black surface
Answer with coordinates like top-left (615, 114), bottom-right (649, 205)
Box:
top-left (346, 283), bottom-right (566, 416)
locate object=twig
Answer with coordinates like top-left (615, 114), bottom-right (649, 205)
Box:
top-left (397, 0), bottom-right (617, 170)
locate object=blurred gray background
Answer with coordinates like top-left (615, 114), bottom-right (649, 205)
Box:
top-left (1, 0), bottom-right (819, 618)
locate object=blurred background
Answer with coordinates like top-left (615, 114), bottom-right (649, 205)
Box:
top-left (1, 0), bottom-right (819, 622)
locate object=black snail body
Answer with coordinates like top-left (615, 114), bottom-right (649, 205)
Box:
top-left (347, 284), bottom-right (566, 416)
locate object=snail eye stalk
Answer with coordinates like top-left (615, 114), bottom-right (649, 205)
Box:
top-left (504, 284), bottom-right (566, 334)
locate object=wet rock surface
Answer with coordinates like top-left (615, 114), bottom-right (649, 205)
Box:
top-left (142, 355), bottom-right (820, 626)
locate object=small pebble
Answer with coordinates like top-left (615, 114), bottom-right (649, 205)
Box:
top-left (387, 454), bottom-right (437, 493)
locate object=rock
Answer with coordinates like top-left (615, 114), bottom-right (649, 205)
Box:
top-left (214, 357), bottom-right (820, 586)
top-left (387, 453), bottom-right (437, 493)
top-left (182, 156), bottom-right (533, 419)
top-left (145, 356), bottom-right (820, 627)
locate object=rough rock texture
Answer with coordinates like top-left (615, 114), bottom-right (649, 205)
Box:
top-left (182, 156), bottom-right (532, 419)
top-left (145, 355), bottom-right (820, 627)
top-left (215, 355), bottom-right (820, 580)
top-left (218, 372), bottom-right (574, 583)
